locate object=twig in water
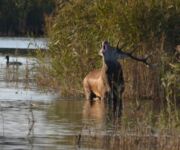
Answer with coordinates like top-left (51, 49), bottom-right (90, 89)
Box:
top-left (0, 104), bottom-right (5, 137)
top-left (27, 102), bottom-right (35, 137)
top-left (76, 133), bottom-right (82, 148)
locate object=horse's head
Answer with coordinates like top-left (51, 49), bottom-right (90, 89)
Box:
top-left (99, 41), bottom-right (128, 62)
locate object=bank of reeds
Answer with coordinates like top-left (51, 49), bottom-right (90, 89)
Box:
top-left (3, 56), bottom-right (38, 90)
top-left (45, 96), bottom-right (180, 149)
top-left (77, 129), bottom-right (180, 150)
top-left (75, 98), bottom-right (180, 149)
top-left (38, 0), bottom-right (180, 100)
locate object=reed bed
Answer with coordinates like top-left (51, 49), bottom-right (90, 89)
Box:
top-left (37, 0), bottom-right (180, 101)
top-left (78, 107), bottom-right (180, 148)
top-left (36, 1), bottom-right (180, 148)
top-left (77, 130), bottom-right (180, 150)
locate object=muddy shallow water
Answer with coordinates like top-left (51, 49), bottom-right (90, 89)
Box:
top-left (0, 54), bottom-right (179, 150)
top-left (0, 55), bottom-right (116, 150)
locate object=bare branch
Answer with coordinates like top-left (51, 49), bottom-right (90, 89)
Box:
top-left (124, 51), bottom-right (151, 66)
top-left (115, 41), bottom-right (153, 67)
top-left (117, 47), bottom-right (152, 67)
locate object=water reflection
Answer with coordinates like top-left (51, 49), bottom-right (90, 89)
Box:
top-left (47, 99), bottom-right (83, 124)
top-left (0, 54), bottom-right (68, 149)
top-left (83, 100), bottom-right (105, 125)
top-left (0, 55), bottom-right (55, 101)
top-left (46, 99), bottom-right (110, 130)
top-left (0, 53), bottom-right (179, 150)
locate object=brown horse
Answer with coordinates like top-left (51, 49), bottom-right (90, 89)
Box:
top-left (83, 41), bottom-right (128, 114)
top-left (83, 41), bottom-right (151, 115)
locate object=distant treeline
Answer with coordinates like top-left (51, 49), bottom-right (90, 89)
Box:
top-left (0, 0), bottom-right (56, 36)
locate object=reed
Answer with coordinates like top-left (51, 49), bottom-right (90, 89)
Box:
top-left (76, 129), bottom-right (180, 150)
top-left (75, 98), bottom-right (180, 149)
top-left (38, 0), bottom-right (180, 101)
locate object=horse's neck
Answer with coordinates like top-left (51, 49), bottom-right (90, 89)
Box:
top-left (101, 60), bottom-right (123, 85)
top-left (102, 60), bottom-right (121, 73)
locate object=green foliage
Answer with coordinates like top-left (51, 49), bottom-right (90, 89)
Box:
top-left (162, 60), bottom-right (180, 101)
top-left (45, 0), bottom-right (180, 96)
top-left (0, 0), bottom-right (56, 36)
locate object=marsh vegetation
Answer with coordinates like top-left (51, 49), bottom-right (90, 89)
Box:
top-left (43, 0), bottom-right (180, 100)
top-left (0, 0), bottom-right (180, 149)
top-left (37, 0), bottom-right (180, 148)
top-left (0, 49), bottom-right (179, 149)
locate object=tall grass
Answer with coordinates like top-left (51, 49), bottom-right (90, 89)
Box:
top-left (39, 0), bottom-right (180, 99)
top-left (75, 98), bottom-right (180, 149)
top-left (76, 130), bottom-right (180, 150)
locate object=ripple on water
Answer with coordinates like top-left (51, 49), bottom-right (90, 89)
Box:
top-left (0, 55), bottom-right (126, 150)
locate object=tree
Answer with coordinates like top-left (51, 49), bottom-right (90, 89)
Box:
top-left (0, 0), bottom-right (56, 36)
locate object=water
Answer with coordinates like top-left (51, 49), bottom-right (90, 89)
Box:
top-left (0, 37), bottom-right (48, 50)
top-left (0, 39), bottom-right (179, 150)
top-left (0, 54), bottom-right (167, 150)
top-left (0, 54), bottom-right (112, 150)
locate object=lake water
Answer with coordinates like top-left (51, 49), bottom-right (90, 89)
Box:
top-left (0, 54), bottom-right (113, 150)
top-left (0, 37), bottom-right (48, 50)
top-left (0, 38), bottom-right (179, 150)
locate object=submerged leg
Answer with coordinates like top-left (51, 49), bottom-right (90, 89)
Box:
top-left (113, 90), bottom-right (123, 118)
top-left (84, 89), bottom-right (91, 100)
top-left (84, 88), bottom-right (98, 101)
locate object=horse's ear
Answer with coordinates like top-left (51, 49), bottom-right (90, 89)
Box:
top-left (102, 41), bottom-right (109, 52)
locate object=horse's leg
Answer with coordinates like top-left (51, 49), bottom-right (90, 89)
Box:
top-left (113, 90), bottom-right (123, 118)
top-left (84, 87), bottom-right (93, 100)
